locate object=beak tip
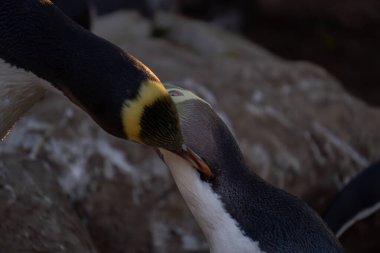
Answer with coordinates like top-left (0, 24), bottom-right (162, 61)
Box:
top-left (180, 146), bottom-right (213, 178)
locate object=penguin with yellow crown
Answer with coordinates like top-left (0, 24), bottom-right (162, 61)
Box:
top-left (0, 0), bottom-right (207, 167)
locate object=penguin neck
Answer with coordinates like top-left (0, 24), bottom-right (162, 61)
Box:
top-left (159, 147), bottom-right (344, 253)
top-left (0, 59), bottom-right (47, 140)
top-left (0, 0), bottom-right (140, 90)
top-left (159, 149), bottom-right (265, 253)
top-left (0, 0), bottom-right (158, 138)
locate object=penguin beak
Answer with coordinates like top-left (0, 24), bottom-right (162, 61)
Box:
top-left (175, 145), bottom-right (213, 178)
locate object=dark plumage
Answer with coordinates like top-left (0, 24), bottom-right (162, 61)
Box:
top-left (0, 0), bottom-right (183, 152)
top-left (324, 160), bottom-right (380, 237)
top-left (54, 0), bottom-right (94, 30)
top-left (160, 86), bottom-right (345, 253)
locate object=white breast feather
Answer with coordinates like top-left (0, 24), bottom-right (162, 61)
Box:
top-left (0, 58), bottom-right (49, 140)
top-left (159, 149), bottom-right (266, 253)
top-left (336, 201), bottom-right (380, 238)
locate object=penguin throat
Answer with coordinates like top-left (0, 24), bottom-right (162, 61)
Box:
top-left (158, 149), bottom-right (266, 253)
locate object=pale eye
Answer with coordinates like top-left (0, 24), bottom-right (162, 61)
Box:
top-left (169, 90), bottom-right (184, 97)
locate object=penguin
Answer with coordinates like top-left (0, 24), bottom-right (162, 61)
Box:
top-left (158, 85), bottom-right (345, 253)
top-left (0, 0), bottom-right (208, 167)
top-left (53, 0), bottom-right (95, 30)
top-left (324, 160), bottom-right (380, 238)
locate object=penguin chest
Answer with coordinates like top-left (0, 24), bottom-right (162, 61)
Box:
top-left (0, 59), bottom-right (47, 140)
top-left (159, 149), bottom-right (266, 253)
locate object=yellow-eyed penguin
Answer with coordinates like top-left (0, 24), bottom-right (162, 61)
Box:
top-left (0, 0), bottom-right (207, 167)
top-left (53, 0), bottom-right (95, 30)
top-left (158, 85), bottom-right (346, 253)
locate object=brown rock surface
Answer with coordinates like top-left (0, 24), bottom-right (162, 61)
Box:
top-left (1, 11), bottom-right (379, 253)
top-left (0, 154), bottom-right (97, 253)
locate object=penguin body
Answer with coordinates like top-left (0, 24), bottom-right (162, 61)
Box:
top-left (0, 0), bottom-right (185, 154)
top-left (0, 0), bottom-right (152, 138)
top-left (324, 160), bottom-right (380, 237)
top-left (159, 85), bottom-right (345, 253)
top-left (54, 0), bottom-right (95, 30)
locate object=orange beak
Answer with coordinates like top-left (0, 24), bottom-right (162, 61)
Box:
top-left (175, 145), bottom-right (213, 178)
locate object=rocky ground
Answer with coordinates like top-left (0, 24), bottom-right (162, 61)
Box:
top-left (1, 11), bottom-right (379, 252)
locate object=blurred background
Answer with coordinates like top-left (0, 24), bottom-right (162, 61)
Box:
top-left (94, 0), bottom-right (380, 107)
top-left (1, 0), bottom-right (380, 253)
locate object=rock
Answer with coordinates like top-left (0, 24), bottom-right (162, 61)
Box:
top-left (171, 0), bottom-right (380, 106)
top-left (1, 11), bottom-right (380, 253)
top-left (249, 0), bottom-right (380, 107)
top-left (95, 11), bottom-right (380, 211)
top-left (0, 154), bottom-right (97, 253)
top-left (1, 93), bottom-right (207, 253)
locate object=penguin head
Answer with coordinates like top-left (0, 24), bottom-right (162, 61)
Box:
top-left (0, 0), bottom-right (202, 163)
top-left (118, 80), bottom-right (210, 173)
top-left (120, 80), bottom-right (184, 152)
top-left (163, 84), bottom-right (244, 179)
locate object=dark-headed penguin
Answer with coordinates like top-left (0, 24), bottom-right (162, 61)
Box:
top-left (53, 0), bottom-right (95, 30)
top-left (158, 85), bottom-right (346, 253)
top-left (0, 0), bottom-right (206, 166)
